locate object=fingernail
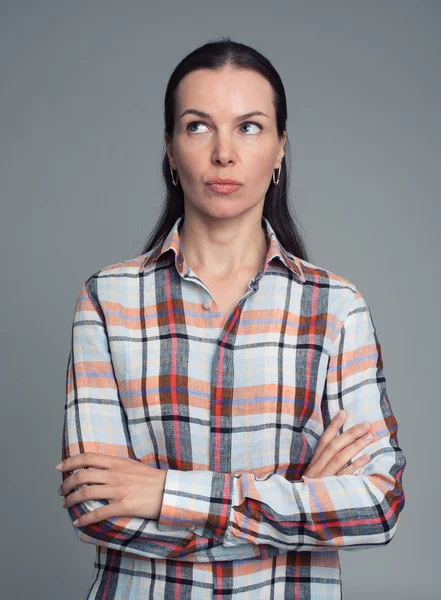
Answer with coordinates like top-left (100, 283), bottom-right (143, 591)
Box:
top-left (363, 433), bottom-right (373, 440)
top-left (72, 519), bottom-right (80, 526)
top-left (61, 498), bottom-right (67, 507)
top-left (55, 462), bottom-right (63, 471)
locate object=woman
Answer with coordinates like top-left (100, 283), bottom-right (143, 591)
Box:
top-left (57, 38), bottom-right (406, 599)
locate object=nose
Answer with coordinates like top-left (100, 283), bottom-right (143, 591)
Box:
top-left (211, 132), bottom-right (237, 165)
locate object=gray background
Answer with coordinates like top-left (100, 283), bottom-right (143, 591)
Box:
top-left (1, 1), bottom-right (439, 598)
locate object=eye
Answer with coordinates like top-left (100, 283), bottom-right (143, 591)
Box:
top-left (239, 122), bottom-right (262, 134)
top-left (186, 121), bottom-right (209, 134)
top-left (186, 121), bottom-right (263, 135)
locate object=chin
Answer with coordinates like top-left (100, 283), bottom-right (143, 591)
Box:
top-left (184, 192), bottom-right (263, 221)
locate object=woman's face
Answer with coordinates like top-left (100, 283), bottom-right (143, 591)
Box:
top-left (165, 66), bottom-right (286, 221)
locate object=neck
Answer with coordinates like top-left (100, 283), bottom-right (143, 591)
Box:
top-left (179, 212), bottom-right (268, 279)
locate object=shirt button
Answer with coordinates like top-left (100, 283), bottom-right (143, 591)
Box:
top-left (203, 300), bottom-right (212, 310)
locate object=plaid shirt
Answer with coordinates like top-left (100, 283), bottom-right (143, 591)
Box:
top-left (62, 214), bottom-right (406, 599)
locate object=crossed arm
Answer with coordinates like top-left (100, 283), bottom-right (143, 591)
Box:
top-left (59, 280), bottom-right (406, 561)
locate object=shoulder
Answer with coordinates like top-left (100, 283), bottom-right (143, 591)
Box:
top-left (85, 254), bottom-right (146, 281)
top-left (295, 254), bottom-right (357, 292)
top-left (81, 253), bottom-right (149, 305)
top-left (295, 255), bottom-right (369, 318)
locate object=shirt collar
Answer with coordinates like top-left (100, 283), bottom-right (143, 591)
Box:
top-left (140, 214), bottom-right (306, 283)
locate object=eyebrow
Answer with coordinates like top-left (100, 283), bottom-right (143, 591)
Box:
top-left (179, 109), bottom-right (270, 121)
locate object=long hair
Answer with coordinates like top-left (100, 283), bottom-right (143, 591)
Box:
top-left (139, 36), bottom-right (310, 262)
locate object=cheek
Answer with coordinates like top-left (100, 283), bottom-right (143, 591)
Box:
top-left (245, 155), bottom-right (277, 188)
top-left (175, 145), bottom-right (206, 181)
top-left (245, 142), bottom-right (279, 173)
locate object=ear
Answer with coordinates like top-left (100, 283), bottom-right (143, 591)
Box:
top-left (275, 131), bottom-right (287, 168)
top-left (164, 131), bottom-right (176, 169)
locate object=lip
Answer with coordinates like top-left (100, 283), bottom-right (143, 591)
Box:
top-left (206, 178), bottom-right (242, 185)
top-left (207, 182), bottom-right (242, 194)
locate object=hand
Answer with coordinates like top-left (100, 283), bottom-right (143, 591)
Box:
top-left (303, 410), bottom-right (373, 478)
top-left (57, 453), bottom-right (167, 528)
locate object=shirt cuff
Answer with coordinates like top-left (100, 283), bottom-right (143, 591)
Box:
top-left (157, 469), bottom-right (234, 540)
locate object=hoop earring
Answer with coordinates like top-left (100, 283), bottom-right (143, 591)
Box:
top-left (273, 163), bottom-right (282, 185)
top-left (170, 164), bottom-right (179, 187)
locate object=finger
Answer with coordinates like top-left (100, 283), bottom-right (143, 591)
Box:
top-left (60, 466), bottom-right (108, 496)
top-left (308, 421), bottom-right (371, 476)
top-left (337, 454), bottom-right (371, 476)
top-left (63, 484), bottom-right (115, 509)
top-left (320, 433), bottom-right (373, 477)
top-left (72, 502), bottom-right (124, 528)
top-left (308, 410), bottom-right (347, 467)
top-left (58, 452), bottom-right (114, 474)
